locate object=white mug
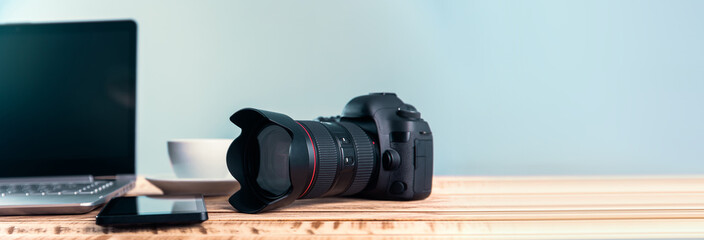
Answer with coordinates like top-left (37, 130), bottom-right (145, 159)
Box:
top-left (167, 138), bottom-right (233, 179)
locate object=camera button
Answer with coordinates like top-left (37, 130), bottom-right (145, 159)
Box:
top-left (390, 181), bottom-right (407, 194)
top-left (344, 156), bottom-right (355, 166)
top-left (382, 150), bottom-right (401, 170)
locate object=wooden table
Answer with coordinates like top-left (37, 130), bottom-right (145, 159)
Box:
top-left (2, 176), bottom-right (704, 239)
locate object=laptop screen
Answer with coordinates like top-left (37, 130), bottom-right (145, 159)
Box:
top-left (0, 21), bottom-right (136, 177)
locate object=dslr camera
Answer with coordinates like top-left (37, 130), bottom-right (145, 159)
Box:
top-left (227, 93), bottom-right (433, 213)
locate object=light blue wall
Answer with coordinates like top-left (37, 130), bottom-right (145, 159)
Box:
top-left (2, 0), bottom-right (703, 176)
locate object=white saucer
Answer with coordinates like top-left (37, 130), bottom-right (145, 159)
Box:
top-left (146, 176), bottom-right (240, 196)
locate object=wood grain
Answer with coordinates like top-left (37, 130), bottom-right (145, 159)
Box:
top-left (1, 176), bottom-right (704, 239)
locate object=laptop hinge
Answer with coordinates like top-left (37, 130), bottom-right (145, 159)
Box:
top-left (94, 174), bottom-right (136, 181)
top-left (0, 175), bottom-right (94, 183)
top-left (116, 174), bottom-right (136, 181)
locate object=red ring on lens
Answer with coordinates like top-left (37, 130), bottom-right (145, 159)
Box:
top-left (296, 121), bottom-right (316, 198)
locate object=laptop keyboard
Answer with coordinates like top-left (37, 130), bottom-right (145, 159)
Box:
top-left (0, 181), bottom-right (114, 197)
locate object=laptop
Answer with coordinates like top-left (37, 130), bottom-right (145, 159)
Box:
top-left (0, 20), bottom-right (137, 215)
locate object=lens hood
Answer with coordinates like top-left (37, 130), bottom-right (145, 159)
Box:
top-left (226, 108), bottom-right (315, 213)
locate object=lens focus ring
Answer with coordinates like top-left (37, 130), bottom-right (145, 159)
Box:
top-left (339, 122), bottom-right (374, 196)
top-left (299, 121), bottom-right (338, 198)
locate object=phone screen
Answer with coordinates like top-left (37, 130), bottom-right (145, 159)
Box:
top-left (100, 195), bottom-right (206, 216)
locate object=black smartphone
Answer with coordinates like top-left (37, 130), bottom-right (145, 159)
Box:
top-left (96, 195), bottom-right (208, 226)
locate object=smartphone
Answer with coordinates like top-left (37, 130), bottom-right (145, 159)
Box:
top-left (96, 195), bottom-right (208, 226)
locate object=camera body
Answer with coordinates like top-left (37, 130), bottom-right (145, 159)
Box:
top-left (332, 92), bottom-right (433, 200)
top-left (227, 92), bottom-right (432, 213)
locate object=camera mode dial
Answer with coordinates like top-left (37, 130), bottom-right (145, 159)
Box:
top-left (396, 105), bottom-right (421, 120)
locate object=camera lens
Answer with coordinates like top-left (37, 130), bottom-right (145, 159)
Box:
top-left (296, 121), bottom-right (375, 199)
top-left (227, 108), bottom-right (377, 213)
top-left (255, 125), bottom-right (292, 197)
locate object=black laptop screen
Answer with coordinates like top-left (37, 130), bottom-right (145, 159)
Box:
top-left (0, 21), bottom-right (136, 177)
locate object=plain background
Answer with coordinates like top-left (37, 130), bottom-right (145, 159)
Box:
top-left (1, 0), bottom-right (703, 177)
